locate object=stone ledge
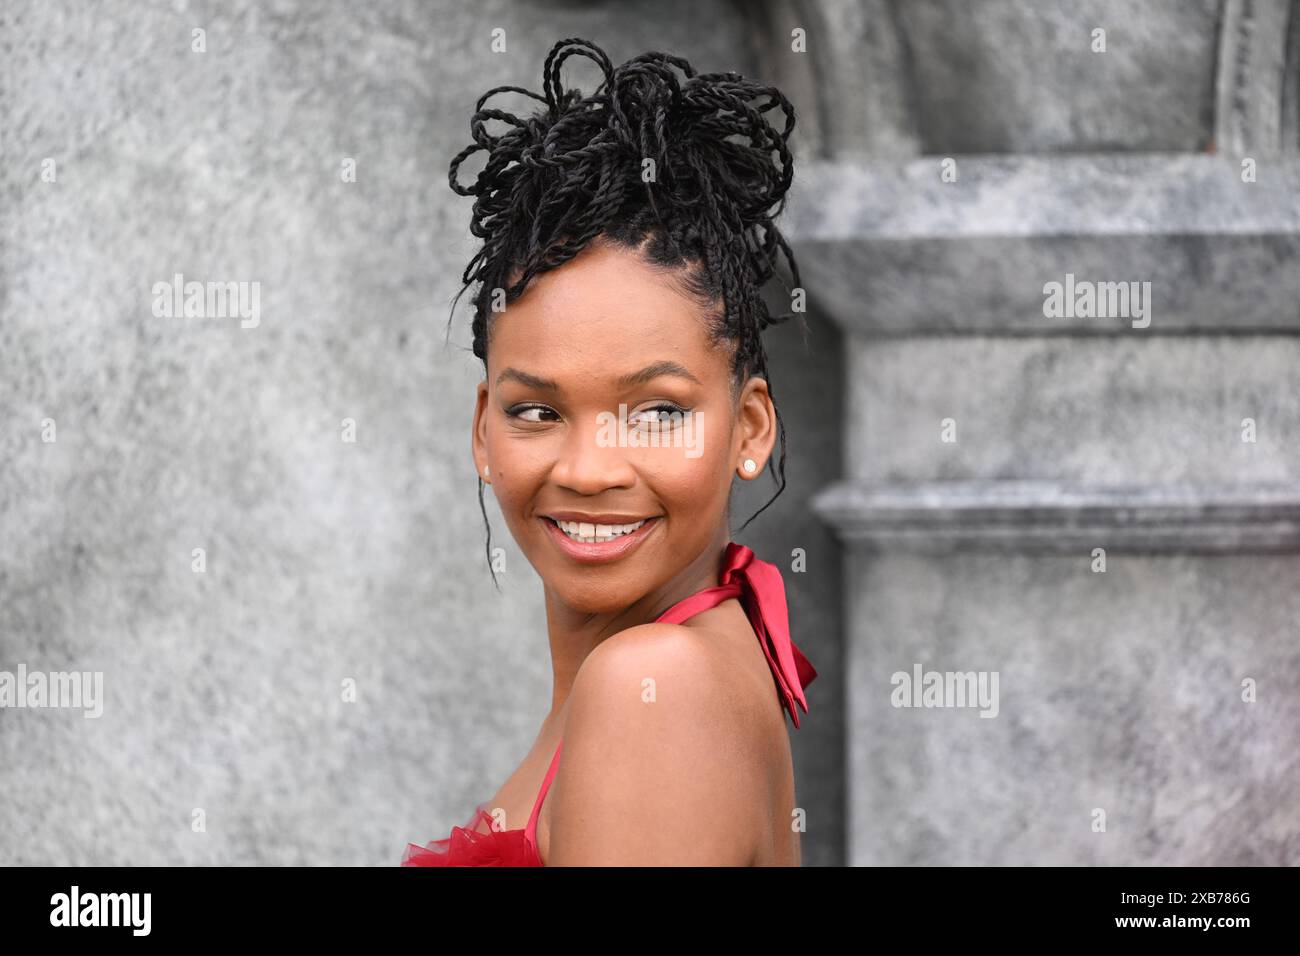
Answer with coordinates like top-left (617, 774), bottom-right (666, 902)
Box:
top-left (810, 479), bottom-right (1300, 553)
top-left (785, 155), bottom-right (1300, 334)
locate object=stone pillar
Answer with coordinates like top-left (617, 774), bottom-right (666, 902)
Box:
top-left (769, 0), bottom-right (1300, 864)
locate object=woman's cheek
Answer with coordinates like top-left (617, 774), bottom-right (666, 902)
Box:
top-left (655, 455), bottom-right (725, 509)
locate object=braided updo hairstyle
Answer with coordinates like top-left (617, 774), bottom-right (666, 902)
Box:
top-left (446, 37), bottom-right (807, 584)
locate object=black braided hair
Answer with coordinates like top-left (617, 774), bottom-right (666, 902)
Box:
top-left (445, 37), bottom-right (807, 587)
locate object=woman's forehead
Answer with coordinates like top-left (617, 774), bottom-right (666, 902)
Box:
top-left (503, 243), bottom-right (698, 314)
top-left (491, 247), bottom-right (720, 355)
top-left (487, 310), bottom-right (730, 394)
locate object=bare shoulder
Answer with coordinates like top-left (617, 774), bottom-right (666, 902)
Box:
top-left (547, 622), bottom-right (769, 865)
top-left (573, 620), bottom-right (772, 736)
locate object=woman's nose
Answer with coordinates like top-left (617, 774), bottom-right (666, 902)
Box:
top-left (549, 414), bottom-right (637, 492)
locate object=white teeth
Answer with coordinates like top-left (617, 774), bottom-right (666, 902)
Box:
top-left (554, 518), bottom-right (648, 543)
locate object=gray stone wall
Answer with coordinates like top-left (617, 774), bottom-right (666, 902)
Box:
top-left (0, 0), bottom-right (844, 865)
top-left (781, 0), bottom-right (1300, 864)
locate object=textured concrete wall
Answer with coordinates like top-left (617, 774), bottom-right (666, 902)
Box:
top-left (756, 0), bottom-right (1230, 158)
top-left (889, 0), bottom-right (1222, 153)
top-left (0, 0), bottom-right (844, 864)
top-left (791, 0), bottom-right (1300, 865)
top-left (850, 550), bottom-right (1300, 865)
top-left (848, 335), bottom-right (1300, 484)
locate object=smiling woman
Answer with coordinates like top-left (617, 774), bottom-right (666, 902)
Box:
top-left (404, 36), bottom-right (817, 867)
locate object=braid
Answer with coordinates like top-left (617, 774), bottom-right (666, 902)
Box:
top-left (446, 37), bottom-right (806, 586)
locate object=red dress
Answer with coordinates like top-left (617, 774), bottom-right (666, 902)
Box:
top-left (400, 541), bottom-right (818, 867)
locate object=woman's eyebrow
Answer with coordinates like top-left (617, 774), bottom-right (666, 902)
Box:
top-left (496, 360), bottom-right (702, 391)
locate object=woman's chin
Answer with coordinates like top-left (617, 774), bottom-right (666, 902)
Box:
top-left (546, 578), bottom-right (649, 616)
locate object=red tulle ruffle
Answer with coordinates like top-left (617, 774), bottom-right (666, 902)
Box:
top-left (402, 803), bottom-right (542, 867)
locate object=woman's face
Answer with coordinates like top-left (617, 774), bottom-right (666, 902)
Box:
top-left (472, 239), bottom-right (776, 614)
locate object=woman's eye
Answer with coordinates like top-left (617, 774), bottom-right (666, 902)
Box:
top-left (508, 402), bottom-right (691, 427)
top-left (629, 403), bottom-right (690, 428)
top-left (509, 404), bottom-right (559, 423)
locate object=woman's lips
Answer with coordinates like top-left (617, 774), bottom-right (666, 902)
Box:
top-left (540, 515), bottom-right (661, 564)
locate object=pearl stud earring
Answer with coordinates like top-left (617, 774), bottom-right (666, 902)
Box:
top-left (483, 465), bottom-right (490, 477)
top-left (743, 458), bottom-right (757, 474)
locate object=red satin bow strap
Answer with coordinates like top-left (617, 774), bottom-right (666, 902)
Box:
top-left (655, 543), bottom-right (817, 729)
top-left (719, 543), bottom-right (817, 729)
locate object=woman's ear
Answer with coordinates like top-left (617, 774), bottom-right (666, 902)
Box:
top-left (471, 379), bottom-right (490, 481)
top-left (734, 376), bottom-right (776, 478)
